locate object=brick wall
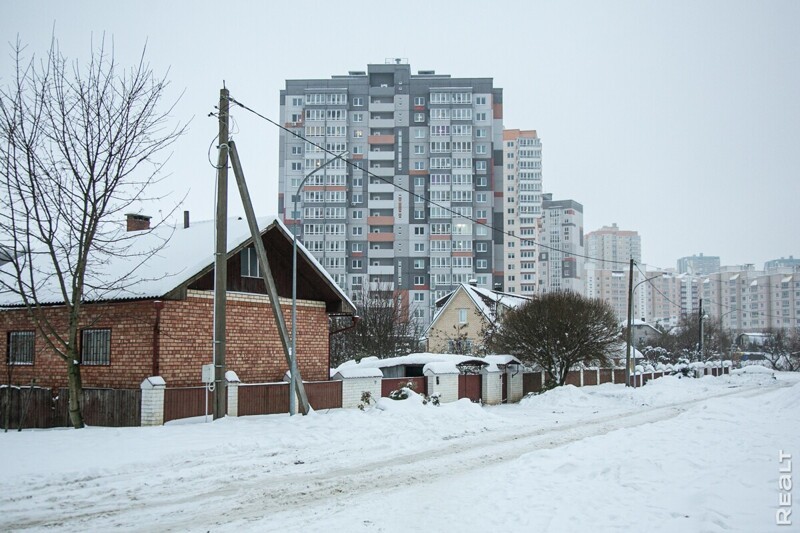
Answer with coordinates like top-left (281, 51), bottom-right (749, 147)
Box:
top-left (1, 290), bottom-right (331, 389)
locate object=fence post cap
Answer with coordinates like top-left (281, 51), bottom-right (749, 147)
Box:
top-left (225, 370), bottom-right (241, 383)
top-left (141, 376), bottom-right (166, 389)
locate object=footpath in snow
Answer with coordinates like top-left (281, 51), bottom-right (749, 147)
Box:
top-left (1, 367), bottom-right (797, 532)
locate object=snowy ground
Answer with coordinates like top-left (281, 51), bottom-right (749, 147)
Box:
top-left (2, 368), bottom-right (798, 532)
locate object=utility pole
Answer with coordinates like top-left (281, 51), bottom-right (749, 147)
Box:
top-left (212, 86), bottom-right (229, 419)
top-left (698, 298), bottom-right (704, 362)
top-left (625, 258), bottom-right (635, 387)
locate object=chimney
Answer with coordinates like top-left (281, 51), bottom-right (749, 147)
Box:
top-left (126, 213), bottom-right (151, 232)
top-left (468, 278), bottom-right (478, 287)
top-left (183, 210), bottom-right (190, 229)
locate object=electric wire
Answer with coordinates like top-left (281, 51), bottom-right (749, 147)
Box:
top-left (225, 95), bottom-right (632, 268)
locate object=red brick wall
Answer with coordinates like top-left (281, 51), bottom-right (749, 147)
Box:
top-left (1, 291), bottom-right (331, 389)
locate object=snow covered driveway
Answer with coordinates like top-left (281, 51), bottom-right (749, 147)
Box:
top-left (2, 369), bottom-right (797, 532)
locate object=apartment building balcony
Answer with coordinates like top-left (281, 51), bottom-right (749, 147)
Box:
top-left (368, 134), bottom-right (395, 145)
top-left (368, 150), bottom-right (396, 161)
top-left (369, 281), bottom-right (395, 292)
top-left (369, 118), bottom-right (396, 129)
top-left (367, 199), bottom-right (394, 210)
top-left (367, 264), bottom-right (394, 276)
top-left (367, 215), bottom-right (395, 226)
top-left (367, 231), bottom-right (395, 242)
top-left (368, 181), bottom-right (395, 193)
top-left (367, 247), bottom-right (395, 259)
top-left (368, 101), bottom-right (395, 113)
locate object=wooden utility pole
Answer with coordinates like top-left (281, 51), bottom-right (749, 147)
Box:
top-left (213, 87), bottom-right (229, 419)
top-left (228, 141), bottom-right (310, 414)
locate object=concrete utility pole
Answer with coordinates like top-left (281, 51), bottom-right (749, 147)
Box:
top-left (212, 86), bottom-right (229, 420)
top-left (625, 258), bottom-right (635, 387)
top-left (698, 298), bottom-right (704, 362)
top-left (228, 141), bottom-right (311, 414)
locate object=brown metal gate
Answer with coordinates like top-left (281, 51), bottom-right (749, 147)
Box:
top-left (501, 373), bottom-right (508, 403)
top-left (458, 374), bottom-right (481, 402)
top-left (164, 387), bottom-right (216, 423)
top-left (305, 381), bottom-right (343, 410)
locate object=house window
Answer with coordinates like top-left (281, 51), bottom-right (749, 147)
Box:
top-left (7, 331), bottom-right (34, 365)
top-left (81, 328), bottom-right (111, 366)
top-left (458, 309), bottom-right (468, 324)
top-left (240, 246), bottom-right (262, 278)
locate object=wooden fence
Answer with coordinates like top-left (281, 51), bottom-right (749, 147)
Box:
top-left (238, 383), bottom-right (290, 416)
top-left (1, 386), bottom-right (141, 429)
top-left (305, 381), bottom-right (343, 410)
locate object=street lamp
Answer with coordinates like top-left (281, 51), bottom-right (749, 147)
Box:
top-left (626, 272), bottom-right (665, 388)
top-left (290, 151), bottom-right (348, 415)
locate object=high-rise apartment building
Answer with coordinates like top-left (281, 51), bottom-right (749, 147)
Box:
top-left (502, 129), bottom-right (543, 294)
top-left (537, 194), bottom-right (585, 294)
top-left (278, 61), bottom-right (504, 328)
top-left (677, 254), bottom-right (720, 276)
top-left (584, 223), bottom-right (643, 322)
top-left (585, 223), bottom-right (641, 267)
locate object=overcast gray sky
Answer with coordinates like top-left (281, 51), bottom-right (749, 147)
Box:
top-left (3, 0), bottom-right (798, 270)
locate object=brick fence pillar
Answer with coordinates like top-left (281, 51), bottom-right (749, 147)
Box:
top-left (140, 376), bottom-right (166, 426)
top-left (226, 370), bottom-right (240, 417)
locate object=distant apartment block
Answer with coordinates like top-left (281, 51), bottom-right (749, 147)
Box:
top-left (764, 256), bottom-right (800, 272)
top-left (677, 254), bottom-right (720, 276)
top-left (641, 269), bottom-right (700, 327)
top-left (502, 129), bottom-right (543, 294)
top-left (700, 265), bottom-right (800, 333)
top-left (537, 194), bottom-right (585, 294)
top-left (584, 224), bottom-right (642, 322)
top-left (278, 60), bottom-right (504, 329)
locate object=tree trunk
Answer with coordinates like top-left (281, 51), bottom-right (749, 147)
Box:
top-left (66, 358), bottom-right (85, 429)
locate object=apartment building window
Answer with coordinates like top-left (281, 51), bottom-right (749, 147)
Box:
top-left (414, 161), bottom-right (426, 170)
top-left (414, 276), bottom-right (425, 286)
top-left (414, 113), bottom-right (425, 123)
top-left (414, 145), bottom-right (425, 155)
top-left (352, 259), bottom-right (362, 269)
top-left (414, 128), bottom-right (425, 139)
top-left (414, 209), bottom-right (425, 220)
top-left (7, 331), bottom-right (34, 365)
top-left (476, 145), bottom-right (487, 155)
top-left (476, 128), bottom-right (487, 138)
top-left (352, 227), bottom-right (363, 236)
top-left (475, 161), bottom-right (487, 171)
top-left (475, 96), bottom-right (487, 105)
top-left (290, 146), bottom-right (302, 155)
top-left (414, 243), bottom-right (425, 252)
top-left (352, 210), bottom-right (363, 219)
top-left (81, 328), bottom-right (111, 366)
top-left (413, 308), bottom-right (426, 320)
top-left (475, 112), bottom-right (488, 121)
top-left (476, 260), bottom-right (488, 270)
top-left (413, 177), bottom-right (425, 187)
top-left (414, 293), bottom-right (425, 302)
top-left (414, 259), bottom-right (424, 269)
top-left (352, 242), bottom-right (363, 253)
top-left (291, 97), bottom-right (303, 106)
top-left (353, 129), bottom-right (363, 138)
top-left (476, 242), bottom-right (488, 253)
top-left (352, 193), bottom-right (363, 204)
top-left (414, 226), bottom-right (425, 235)
top-left (290, 162), bottom-right (302, 171)
top-left (352, 112), bottom-right (364, 122)
top-left (353, 97), bottom-right (364, 106)
top-left (414, 96), bottom-right (426, 106)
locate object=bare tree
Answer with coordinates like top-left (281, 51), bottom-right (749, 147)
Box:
top-left (0, 37), bottom-right (184, 428)
top-left (330, 286), bottom-right (422, 368)
top-left (762, 330), bottom-right (800, 372)
top-left (487, 291), bottom-right (620, 389)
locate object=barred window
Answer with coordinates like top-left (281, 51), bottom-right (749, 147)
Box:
top-left (81, 329), bottom-right (111, 365)
top-left (7, 331), bottom-right (34, 365)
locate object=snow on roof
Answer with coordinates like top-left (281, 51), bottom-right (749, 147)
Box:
top-left (782, 276), bottom-right (793, 283)
top-left (335, 353), bottom-right (489, 373)
top-left (483, 354), bottom-right (522, 366)
top-left (0, 216), bottom-right (354, 311)
top-left (430, 283), bottom-right (532, 327)
top-left (729, 273), bottom-right (740, 281)
top-left (331, 367), bottom-right (384, 379)
top-left (423, 362), bottom-right (460, 375)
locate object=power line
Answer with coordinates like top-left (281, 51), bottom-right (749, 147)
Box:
top-left (225, 95), bottom-right (632, 268)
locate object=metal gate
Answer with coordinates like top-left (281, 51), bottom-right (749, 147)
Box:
top-left (458, 374), bottom-right (481, 402)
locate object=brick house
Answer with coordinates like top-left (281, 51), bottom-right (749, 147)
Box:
top-left (1, 215), bottom-right (355, 390)
top-left (425, 282), bottom-right (532, 354)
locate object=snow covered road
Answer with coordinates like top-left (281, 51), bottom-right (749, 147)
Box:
top-left (2, 369), bottom-right (797, 532)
